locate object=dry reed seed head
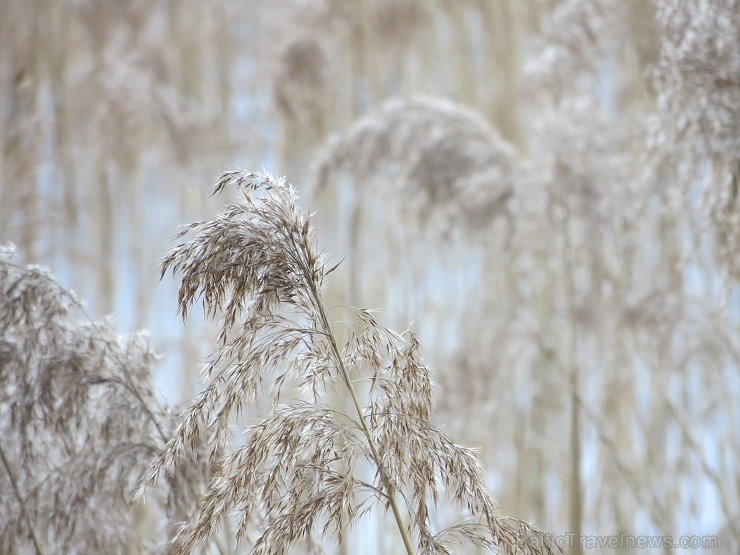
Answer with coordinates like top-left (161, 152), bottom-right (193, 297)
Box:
top-left (650, 0), bottom-right (740, 279)
top-left (313, 97), bottom-right (520, 234)
top-left (182, 403), bottom-right (382, 555)
top-left (148, 171), bottom-right (335, 479)
top-left (0, 246), bottom-right (201, 553)
top-left (529, 98), bottom-right (646, 226)
top-left (651, 0), bottom-right (740, 163)
top-left (523, 0), bottom-right (628, 95)
top-left (143, 171), bottom-right (560, 554)
top-left (262, 0), bottom-right (428, 108)
top-left (142, 171), bottom-right (338, 533)
top-left (438, 103), bottom-right (651, 421)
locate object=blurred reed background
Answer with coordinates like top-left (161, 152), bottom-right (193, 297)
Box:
top-left (1, 0), bottom-right (738, 553)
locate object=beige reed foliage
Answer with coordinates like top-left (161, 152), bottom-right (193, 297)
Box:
top-left (314, 97), bottom-right (519, 234)
top-left (650, 0), bottom-right (740, 278)
top-left (0, 246), bottom-right (207, 554)
top-left (139, 170), bottom-right (559, 555)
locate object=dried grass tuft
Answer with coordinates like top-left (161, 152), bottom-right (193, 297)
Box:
top-left (313, 98), bottom-right (519, 234)
top-left (0, 246), bottom-right (206, 554)
top-left (140, 170), bottom-right (559, 554)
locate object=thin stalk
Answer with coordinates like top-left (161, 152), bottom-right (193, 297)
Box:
top-left (306, 277), bottom-right (416, 555)
top-left (0, 443), bottom-right (44, 555)
top-left (533, 338), bottom-right (671, 534)
top-left (563, 207), bottom-right (583, 555)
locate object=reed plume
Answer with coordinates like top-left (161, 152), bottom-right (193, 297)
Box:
top-left (651, 0), bottom-right (740, 278)
top-left (0, 245), bottom-right (207, 554)
top-left (313, 97), bottom-right (518, 234)
top-left (140, 170), bottom-right (558, 554)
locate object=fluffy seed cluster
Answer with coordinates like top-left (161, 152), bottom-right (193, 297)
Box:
top-left (651, 0), bottom-right (740, 278)
top-left (140, 170), bottom-right (559, 554)
top-left (313, 98), bottom-right (519, 233)
top-left (0, 246), bottom-right (205, 554)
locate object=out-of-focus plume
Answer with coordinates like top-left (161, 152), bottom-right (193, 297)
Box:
top-left (314, 97), bottom-right (519, 233)
top-left (651, 0), bottom-right (740, 277)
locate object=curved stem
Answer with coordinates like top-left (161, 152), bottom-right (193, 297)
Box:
top-left (306, 277), bottom-right (416, 555)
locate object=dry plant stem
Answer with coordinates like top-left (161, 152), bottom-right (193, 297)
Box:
top-left (0, 443), bottom-right (44, 555)
top-left (533, 340), bottom-right (672, 532)
top-left (563, 213), bottom-right (583, 555)
top-left (662, 392), bottom-right (739, 540)
top-left (307, 279), bottom-right (417, 555)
